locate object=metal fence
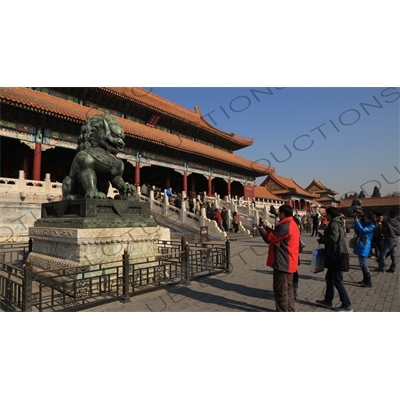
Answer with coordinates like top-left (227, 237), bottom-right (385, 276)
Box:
top-left (0, 240), bottom-right (32, 266)
top-left (0, 238), bottom-right (230, 312)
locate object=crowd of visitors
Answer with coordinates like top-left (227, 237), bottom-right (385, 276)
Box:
top-left (258, 205), bottom-right (399, 312)
top-left (140, 184), bottom-right (398, 311)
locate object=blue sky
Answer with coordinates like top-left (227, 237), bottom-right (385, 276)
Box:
top-left (149, 87), bottom-right (399, 198)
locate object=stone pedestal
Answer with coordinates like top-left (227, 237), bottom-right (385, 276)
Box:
top-left (28, 226), bottom-right (170, 270)
top-left (28, 198), bottom-right (170, 275)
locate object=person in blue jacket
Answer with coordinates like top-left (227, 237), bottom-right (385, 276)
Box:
top-left (353, 212), bottom-right (376, 287)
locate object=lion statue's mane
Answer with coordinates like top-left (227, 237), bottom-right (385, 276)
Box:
top-left (62, 114), bottom-right (137, 200)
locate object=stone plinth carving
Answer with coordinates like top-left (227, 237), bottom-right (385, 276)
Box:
top-left (35, 198), bottom-right (157, 229)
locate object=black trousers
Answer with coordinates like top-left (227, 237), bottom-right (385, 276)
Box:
top-left (311, 225), bottom-right (318, 236)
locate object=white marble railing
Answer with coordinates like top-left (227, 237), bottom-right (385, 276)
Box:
top-left (0, 170), bottom-right (62, 201)
top-left (1, 172), bottom-right (287, 241)
top-left (137, 191), bottom-right (230, 240)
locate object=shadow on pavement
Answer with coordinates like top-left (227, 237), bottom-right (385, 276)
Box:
top-left (167, 285), bottom-right (275, 312)
top-left (194, 275), bottom-right (274, 300)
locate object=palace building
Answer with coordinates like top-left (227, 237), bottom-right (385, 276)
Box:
top-left (304, 179), bottom-right (340, 208)
top-left (259, 174), bottom-right (318, 212)
top-left (0, 87), bottom-right (275, 198)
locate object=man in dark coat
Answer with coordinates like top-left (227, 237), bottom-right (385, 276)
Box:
top-left (316, 207), bottom-right (353, 312)
top-left (311, 213), bottom-right (319, 236)
top-left (377, 210), bottom-right (400, 272)
top-left (221, 207), bottom-right (229, 231)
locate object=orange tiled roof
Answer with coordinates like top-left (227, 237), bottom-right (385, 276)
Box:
top-left (305, 179), bottom-right (339, 195)
top-left (254, 186), bottom-right (283, 201)
top-left (0, 87), bottom-right (274, 176)
top-left (99, 88), bottom-right (254, 147)
top-left (339, 196), bottom-right (400, 208)
top-left (260, 174), bottom-right (318, 198)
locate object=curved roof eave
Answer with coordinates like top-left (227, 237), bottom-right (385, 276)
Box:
top-left (0, 87), bottom-right (272, 177)
top-left (101, 87), bottom-right (254, 147)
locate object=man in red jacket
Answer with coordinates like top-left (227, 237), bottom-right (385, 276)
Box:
top-left (258, 205), bottom-right (300, 312)
top-left (214, 208), bottom-right (224, 231)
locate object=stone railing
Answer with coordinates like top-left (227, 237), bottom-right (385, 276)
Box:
top-left (3, 173), bottom-right (283, 242)
top-left (0, 171), bottom-right (62, 203)
top-left (137, 190), bottom-right (230, 240)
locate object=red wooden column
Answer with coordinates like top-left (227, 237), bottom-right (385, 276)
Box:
top-left (183, 171), bottom-right (188, 193)
top-left (207, 176), bottom-right (212, 197)
top-left (135, 161), bottom-right (140, 186)
top-left (227, 180), bottom-right (231, 197)
top-left (32, 143), bottom-right (42, 181)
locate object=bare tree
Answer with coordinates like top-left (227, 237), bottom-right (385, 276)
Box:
top-left (385, 191), bottom-right (400, 197)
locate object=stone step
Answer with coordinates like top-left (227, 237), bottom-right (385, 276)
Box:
top-left (226, 232), bottom-right (253, 241)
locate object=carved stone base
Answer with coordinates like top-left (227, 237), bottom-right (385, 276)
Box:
top-left (28, 226), bottom-right (170, 271)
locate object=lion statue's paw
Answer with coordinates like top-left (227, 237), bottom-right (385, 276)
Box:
top-left (85, 191), bottom-right (107, 199)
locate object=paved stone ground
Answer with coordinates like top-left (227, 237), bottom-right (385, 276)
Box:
top-left (82, 232), bottom-right (399, 312)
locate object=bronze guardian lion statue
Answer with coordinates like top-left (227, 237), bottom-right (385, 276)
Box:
top-left (62, 114), bottom-right (137, 200)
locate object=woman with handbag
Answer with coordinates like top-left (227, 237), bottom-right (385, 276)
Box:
top-left (315, 207), bottom-right (352, 312)
top-left (353, 213), bottom-right (376, 287)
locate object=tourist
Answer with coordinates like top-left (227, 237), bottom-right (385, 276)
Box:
top-left (206, 203), bottom-right (214, 220)
top-left (301, 214), bottom-right (307, 233)
top-left (174, 196), bottom-right (181, 209)
top-left (258, 205), bottom-right (300, 312)
top-left (232, 212), bottom-right (240, 233)
top-left (304, 214), bottom-right (311, 234)
top-left (195, 199), bottom-right (202, 216)
top-left (221, 207), bottom-right (229, 231)
top-left (214, 209), bottom-right (224, 231)
top-left (188, 196), bottom-right (195, 213)
top-left (377, 210), bottom-right (400, 273)
top-left (353, 212), bottom-right (375, 287)
top-left (316, 207), bottom-right (352, 312)
top-left (373, 212), bottom-right (384, 260)
top-left (311, 213), bottom-right (319, 236)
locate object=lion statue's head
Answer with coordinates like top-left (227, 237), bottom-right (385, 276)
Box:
top-left (351, 198), bottom-right (362, 207)
top-left (77, 114), bottom-right (125, 154)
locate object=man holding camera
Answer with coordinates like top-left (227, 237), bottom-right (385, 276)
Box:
top-left (258, 205), bottom-right (300, 312)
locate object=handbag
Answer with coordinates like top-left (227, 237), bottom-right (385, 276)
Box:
top-left (338, 252), bottom-right (350, 272)
top-left (310, 247), bottom-right (325, 273)
top-left (349, 234), bottom-right (358, 249)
